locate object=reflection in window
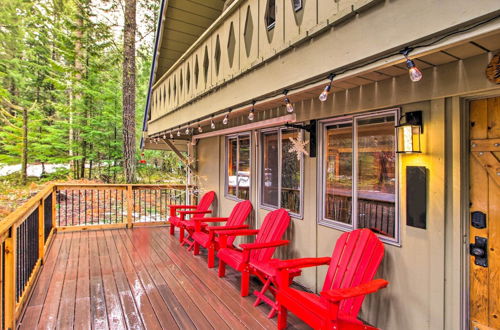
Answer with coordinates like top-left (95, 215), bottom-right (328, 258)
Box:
top-left (226, 134), bottom-right (251, 200)
top-left (324, 122), bottom-right (352, 224)
top-left (262, 131), bottom-right (279, 206)
top-left (261, 128), bottom-right (302, 215)
top-left (293, 0), bottom-right (302, 11)
top-left (265, 0), bottom-right (276, 30)
top-left (281, 129), bottom-right (301, 214)
top-left (321, 111), bottom-right (398, 241)
top-left (238, 136), bottom-right (251, 200)
top-left (356, 115), bottom-right (396, 237)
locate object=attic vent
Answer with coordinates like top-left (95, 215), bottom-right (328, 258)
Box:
top-left (227, 22), bottom-right (236, 68)
top-left (214, 35), bottom-right (221, 75)
top-left (194, 55), bottom-right (199, 87)
top-left (203, 46), bottom-right (209, 84)
top-left (243, 6), bottom-right (253, 57)
top-left (186, 64), bottom-right (191, 93)
top-left (168, 81), bottom-right (171, 102)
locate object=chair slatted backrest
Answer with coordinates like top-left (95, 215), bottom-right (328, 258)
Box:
top-left (249, 208), bottom-right (290, 263)
top-left (226, 200), bottom-right (253, 246)
top-left (322, 229), bottom-right (384, 318)
top-left (193, 191), bottom-right (215, 219)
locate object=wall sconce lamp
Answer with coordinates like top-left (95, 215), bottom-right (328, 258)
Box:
top-left (396, 111), bottom-right (422, 153)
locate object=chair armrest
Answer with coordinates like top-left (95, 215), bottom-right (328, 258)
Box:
top-left (240, 240), bottom-right (289, 250)
top-left (272, 257), bottom-right (331, 270)
top-left (194, 217), bottom-right (229, 223)
top-left (168, 205), bottom-right (198, 217)
top-left (320, 279), bottom-right (389, 302)
top-left (207, 224), bottom-right (249, 231)
top-left (168, 205), bottom-right (197, 210)
top-left (207, 225), bottom-right (249, 241)
top-left (215, 229), bottom-right (259, 236)
top-left (179, 210), bottom-right (212, 215)
top-left (217, 229), bottom-right (259, 248)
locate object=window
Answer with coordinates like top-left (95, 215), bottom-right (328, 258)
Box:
top-left (261, 128), bottom-right (303, 216)
top-left (320, 110), bottom-right (398, 243)
top-left (265, 0), bottom-right (276, 30)
top-left (293, 0), bottom-right (302, 11)
top-left (226, 133), bottom-right (251, 200)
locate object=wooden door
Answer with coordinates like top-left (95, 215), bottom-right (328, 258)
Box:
top-left (470, 97), bottom-right (500, 330)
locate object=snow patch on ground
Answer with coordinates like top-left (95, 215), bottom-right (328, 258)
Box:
top-left (0, 164), bottom-right (70, 177)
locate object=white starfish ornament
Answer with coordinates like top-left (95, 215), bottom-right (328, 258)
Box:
top-left (288, 136), bottom-right (309, 160)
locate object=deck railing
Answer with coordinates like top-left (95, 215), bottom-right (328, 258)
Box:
top-left (0, 183), bottom-right (196, 329)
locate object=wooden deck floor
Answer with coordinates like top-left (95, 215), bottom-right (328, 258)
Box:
top-left (18, 226), bottom-right (309, 329)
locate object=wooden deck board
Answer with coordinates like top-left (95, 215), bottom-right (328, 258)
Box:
top-left (18, 226), bottom-right (309, 329)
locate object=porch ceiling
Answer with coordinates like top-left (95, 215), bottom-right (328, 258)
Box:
top-left (155, 0), bottom-right (226, 81)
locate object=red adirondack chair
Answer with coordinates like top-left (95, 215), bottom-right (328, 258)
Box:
top-left (216, 208), bottom-right (291, 297)
top-left (167, 191), bottom-right (215, 243)
top-left (189, 200), bottom-right (253, 268)
top-left (274, 229), bottom-right (388, 329)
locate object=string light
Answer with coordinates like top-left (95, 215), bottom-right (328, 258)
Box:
top-left (248, 100), bottom-right (256, 121)
top-left (177, 126), bottom-right (181, 137)
top-left (319, 73), bottom-right (336, 102)
top-left (210, 116), bottom-right (216, 129)
top-left (401, 48), bottom-right (423, 82)
top-left (223, 110), bottom-right (231, 125)
top-left (283, 90), bottom-right (294, 113)
top-left (185, 123), bottom-right (191, 135)
top-left (169, 130), bottom-right (174, 139)
top-left (197, 122), bottom-right (203, 133)
top-left (162, 133), bottom-right (166, 139)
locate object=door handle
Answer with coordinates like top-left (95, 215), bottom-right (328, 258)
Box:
top-left (470, 236), bottom-right (488, 267)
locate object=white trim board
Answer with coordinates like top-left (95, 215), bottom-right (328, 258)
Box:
top-left (192, 114), bottom-right (296, 141)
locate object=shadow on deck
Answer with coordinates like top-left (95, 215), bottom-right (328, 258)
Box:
top-left (18, 226), bottom-right (309, 329)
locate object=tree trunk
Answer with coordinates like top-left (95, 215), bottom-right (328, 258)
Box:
top-left (122, 0), bottom-right (137, 183)
top-left (74, 5), bottom-right (84, 179)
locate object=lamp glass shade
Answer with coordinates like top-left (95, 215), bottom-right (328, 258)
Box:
top-left (397, 124), bottom-right (421, 153)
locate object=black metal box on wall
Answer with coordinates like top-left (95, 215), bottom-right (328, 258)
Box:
top-left (406, 166), bottom-right (427, 229)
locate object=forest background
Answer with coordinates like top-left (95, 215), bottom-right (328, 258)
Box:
top-left (0, 0), bottom-right (185, 217)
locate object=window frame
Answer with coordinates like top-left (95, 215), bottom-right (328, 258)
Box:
top-left (224, 132), bottom-right (252, 201)
top-left (317, 108), bottom-right (400, 245)
top-left (259, 127), bottom-right (304, 219)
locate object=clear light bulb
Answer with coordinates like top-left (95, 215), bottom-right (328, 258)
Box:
top-left (210, 120), bottom-right (216, 129)
top-left (169, 131), bottom-right (174, 139)
top-left (406, 59), bottom-right (422, 82)
top-left (177, 130), bottom-right (181, 137)
top-left (248, 110), bottom-right (254, 121)
top-left (223, 115), bottom-right (229, 125)
top-left (198, 125), bottom-right (203, 133)
top-left (319, 85), bottom-right (331, 102)
top-left (185, 127), bottom-right (191, 135)
top-left (285, 98), bottom-right (294, 113)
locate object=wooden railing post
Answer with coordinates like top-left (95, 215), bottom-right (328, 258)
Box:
top-left (38, 199), bottom-right (45, 263)
top-left (52, 186), bottom-right (56, 229)
top-left (127, 185), bottom-right (133, 228)
top-left (4, 228), bottom-right (16, 330)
